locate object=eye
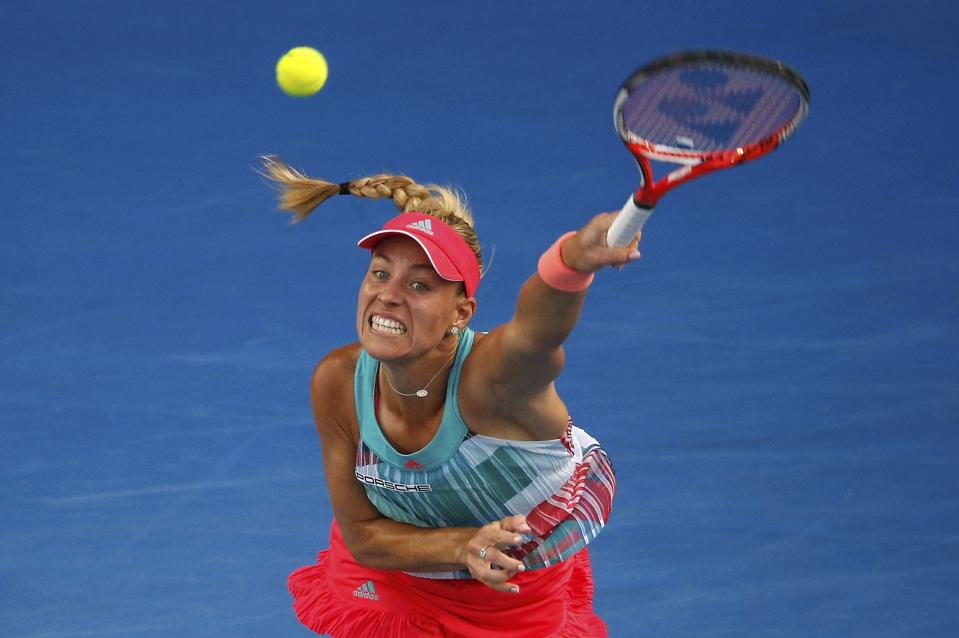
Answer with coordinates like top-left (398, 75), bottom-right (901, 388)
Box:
top-left (371, 269), bottom-right (388, 280)
top-left (410, 281), bottom-right (429, 292)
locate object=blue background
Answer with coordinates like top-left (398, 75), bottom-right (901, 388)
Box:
top-left (2, 1), bottom-right (957, 636)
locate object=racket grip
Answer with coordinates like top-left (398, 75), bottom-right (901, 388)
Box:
top-left (606, 196), bottom-right (653, 247)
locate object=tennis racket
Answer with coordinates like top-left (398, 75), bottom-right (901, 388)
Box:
top-left (606, 50), bottom-right (810, 247)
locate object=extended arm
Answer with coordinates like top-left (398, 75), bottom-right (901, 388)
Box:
top-left (468, 213), bottom-right (641, 436)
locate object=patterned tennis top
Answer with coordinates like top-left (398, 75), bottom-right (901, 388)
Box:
top-left (353, 327), bottom-right (616, 579)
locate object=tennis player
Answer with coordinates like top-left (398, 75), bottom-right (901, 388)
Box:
top-left (262, 157), bottom-right (641, 637)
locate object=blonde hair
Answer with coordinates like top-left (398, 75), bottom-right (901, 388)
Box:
top-left (259, 155), bottom-right (483, 270)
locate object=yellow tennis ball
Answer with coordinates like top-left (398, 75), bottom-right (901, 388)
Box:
top-left (276, 46), bottom-right (328, 97)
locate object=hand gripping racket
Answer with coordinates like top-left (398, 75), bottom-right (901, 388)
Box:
top-left (606, 50), bottom-right (810, 247)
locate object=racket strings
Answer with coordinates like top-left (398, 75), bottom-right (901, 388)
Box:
top-left (621, 63), bottom-right (805, 153)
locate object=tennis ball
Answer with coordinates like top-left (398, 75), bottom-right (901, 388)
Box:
top-left (276, 46), bottom-right (328, 97)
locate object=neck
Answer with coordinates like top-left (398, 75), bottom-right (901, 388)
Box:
top-left (377, 334), bottom-right (459, 411)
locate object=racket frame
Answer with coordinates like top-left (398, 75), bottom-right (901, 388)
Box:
top-left (607, 50), bottom-right (809, 247)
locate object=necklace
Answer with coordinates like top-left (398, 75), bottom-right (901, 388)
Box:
top-left (381, 338), bottom-right (459, 398)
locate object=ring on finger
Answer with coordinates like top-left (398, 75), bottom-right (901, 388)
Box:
top-left (479, 546), bottom-right (490, 560)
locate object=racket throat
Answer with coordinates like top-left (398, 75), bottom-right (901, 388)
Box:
top-left (633, 192), bottom-right (659, 209)
top-left (631, 192), bottom-right (657, 210)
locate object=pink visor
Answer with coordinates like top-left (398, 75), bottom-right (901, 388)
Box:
top-left (357, 212), bottom-right (481, 297)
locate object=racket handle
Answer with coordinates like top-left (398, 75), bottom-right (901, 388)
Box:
top-left (606, 196), bottom-right (653, 247)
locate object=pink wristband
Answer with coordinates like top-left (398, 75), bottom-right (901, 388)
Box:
top-left (537, 231), bottom-right (595, 292)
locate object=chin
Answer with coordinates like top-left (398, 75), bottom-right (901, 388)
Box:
top-left (359, 328), bottom-right (410, 361)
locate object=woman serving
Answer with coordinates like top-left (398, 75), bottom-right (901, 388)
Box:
top-left (262, 157), bottom-right (641, 637)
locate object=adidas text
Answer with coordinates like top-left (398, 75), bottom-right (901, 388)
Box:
top-left (352, 580), bottom-right (380, 601)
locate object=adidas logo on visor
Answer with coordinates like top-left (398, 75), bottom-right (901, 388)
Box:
top-left (405, 219), bottom-right (434, 235)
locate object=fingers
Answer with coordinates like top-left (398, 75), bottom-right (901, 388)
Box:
top-left (490, 548), bottom-right (526, 575)
top-left (500, 514), bottom-right (531, 534)
top-left (465, 516), bottom-right (531, 593)
top-left (614, 233), bottom-right (642, 270)
top-left (468, 545), bottom-right (526, 593)
top-left (565, 213), bottom-right (644, 273)
top-left (465, 558), bottom-right (519, 593)
top-left (467, 518), bottom-right (527, 551)
top-left (613, 226), bottom-right (642, 258)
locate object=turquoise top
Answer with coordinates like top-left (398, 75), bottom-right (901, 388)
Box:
top-left (351, 326), bottom-right (615, 578)
top-left (353, 327), bottom-right (474, 470)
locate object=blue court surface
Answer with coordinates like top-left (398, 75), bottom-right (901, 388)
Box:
top-left (2, 1), bottom-right (958, 636)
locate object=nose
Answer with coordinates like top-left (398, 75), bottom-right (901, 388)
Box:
top-left (377, 277), bottom-right (404, 305)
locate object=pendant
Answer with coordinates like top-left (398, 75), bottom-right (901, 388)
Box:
top-left (415, 389), bottom-right (428, 397)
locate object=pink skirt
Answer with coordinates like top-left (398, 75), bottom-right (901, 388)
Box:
top-left (288, 520), bottom-right (607, 637)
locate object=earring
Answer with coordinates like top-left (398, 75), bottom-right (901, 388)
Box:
top-left (449, 326), bottom-right (460, 335)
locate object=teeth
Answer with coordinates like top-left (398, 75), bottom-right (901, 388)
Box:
top-left (371, 315), bottom-right (407, 334)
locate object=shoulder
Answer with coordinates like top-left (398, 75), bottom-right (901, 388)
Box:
top-left (310, 343), bottom-right (362, 433)
top-left (311, 342), bottom-right (362, 390)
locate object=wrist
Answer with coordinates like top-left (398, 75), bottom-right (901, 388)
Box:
top-left (450, 527), bottom-right (478, 568)
top-left (537, 231), bottom-right (594, 292)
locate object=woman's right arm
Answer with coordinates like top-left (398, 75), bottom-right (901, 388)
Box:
top-left (310, 348), bottom-right (528, 591)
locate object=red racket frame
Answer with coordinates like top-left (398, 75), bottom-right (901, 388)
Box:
top-left (607, 50), bottom-right (810, 247)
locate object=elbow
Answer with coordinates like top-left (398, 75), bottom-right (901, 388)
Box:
top-left (340, 525), bottom-right (386, 569)
top-left (340, 532), bottom-right (371, 565)
top-left (349, 547), bottom-right (380, 569)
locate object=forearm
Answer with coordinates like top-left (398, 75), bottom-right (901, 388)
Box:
top-left (510, 214), bottom-right (640, 354)
top-left (511, 273), bottom-right (587, 353)
top-left (509, 225), bottom-right (611, 354)
top-left (344, 516), bottom-right (477, 572)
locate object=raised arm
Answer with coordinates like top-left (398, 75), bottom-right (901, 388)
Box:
top-left (466, 213), bottom-right (641, 435)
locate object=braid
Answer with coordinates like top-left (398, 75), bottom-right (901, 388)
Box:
top-left (346, 175), bottom-right (429, 211)
top-left (259, 155), bottom-right (483, 269)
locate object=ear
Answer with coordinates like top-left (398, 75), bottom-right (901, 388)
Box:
top-left (452, 295), bottom-right (476, 331)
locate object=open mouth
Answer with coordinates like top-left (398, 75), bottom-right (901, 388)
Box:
top-left (370, 314), bottom-right (407, 335)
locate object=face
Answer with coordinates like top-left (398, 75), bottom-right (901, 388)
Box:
top-left (356, 236), bottom-right (474, 362)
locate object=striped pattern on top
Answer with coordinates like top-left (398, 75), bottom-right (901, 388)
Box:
top-left (355, 420), bottom-right (616, 579)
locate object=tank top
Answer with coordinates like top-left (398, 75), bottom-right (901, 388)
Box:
top-left (353, 327), bottom-right (615, 579)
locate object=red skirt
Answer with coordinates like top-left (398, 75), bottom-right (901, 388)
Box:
top-left (288, 521), bottom-right (607, 638)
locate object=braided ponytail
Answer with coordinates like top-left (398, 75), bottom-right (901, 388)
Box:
top-left (259, 155), bottom-right (483, 269)
top-left (345, 175), bottom-right (430, 211)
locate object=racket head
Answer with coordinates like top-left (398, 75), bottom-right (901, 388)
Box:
top-left (614, 50), bottom-right (809, 199)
